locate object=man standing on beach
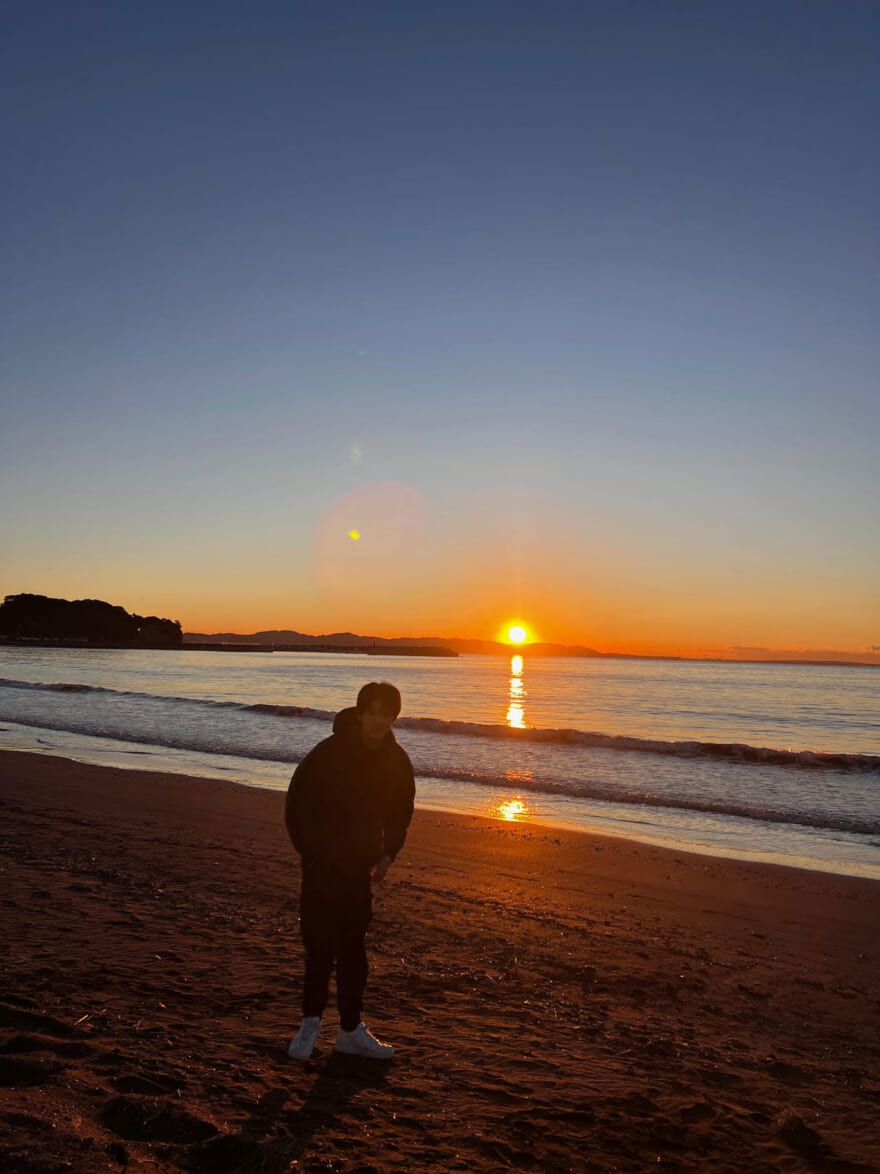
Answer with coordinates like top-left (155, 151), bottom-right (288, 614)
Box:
top-left (284, 681), bottom-right (415, 1061)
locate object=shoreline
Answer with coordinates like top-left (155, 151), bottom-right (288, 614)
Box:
top-left (5, 746), bottom-right (879, 889)
top-left (3, 737), bottom-right (879, 881)
top-left (2, 748), bottom-right (879, 1171)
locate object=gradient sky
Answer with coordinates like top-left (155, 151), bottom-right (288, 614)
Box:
top-left (2, 1), bottom-right (878, 658)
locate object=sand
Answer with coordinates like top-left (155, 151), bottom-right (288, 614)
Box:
top-left (1, 748), bottom-right (879, 1173)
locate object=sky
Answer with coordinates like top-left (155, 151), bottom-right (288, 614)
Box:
top-left (2, 1), bottom-right (878, 659)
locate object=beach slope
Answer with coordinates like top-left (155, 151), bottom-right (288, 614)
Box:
top-left (1, 749), bottom-right (878, 1172)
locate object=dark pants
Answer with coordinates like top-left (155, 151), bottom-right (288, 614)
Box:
top-left (299, 862), bottom-right (372, 1032)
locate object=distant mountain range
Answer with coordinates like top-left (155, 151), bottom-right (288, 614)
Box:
top-left (183, 630), bottom-right (604, 657)
top-left (181, 630), bottom-right (880, 665)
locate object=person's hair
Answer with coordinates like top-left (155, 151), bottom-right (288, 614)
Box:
top-left (356, 680), bottom-right (402, 718)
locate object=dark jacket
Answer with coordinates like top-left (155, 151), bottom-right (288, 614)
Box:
top-left (285, 707), bottom-right (415, 870)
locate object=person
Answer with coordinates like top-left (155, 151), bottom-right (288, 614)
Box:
top-left (284, 681), bottom-right (415, 1061)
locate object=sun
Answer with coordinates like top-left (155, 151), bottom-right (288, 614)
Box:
top-left (496, 620), bottom-right (534, 645)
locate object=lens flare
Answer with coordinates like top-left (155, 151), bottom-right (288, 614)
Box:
top-left (313, 481), bottom-right (424, 598)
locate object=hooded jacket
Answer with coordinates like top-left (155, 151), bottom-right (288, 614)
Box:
top-left (285, 707), bottom-right (415, 870)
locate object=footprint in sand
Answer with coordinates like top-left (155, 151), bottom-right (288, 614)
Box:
top-left (680, 1101), bottom-right (717, 1124)
top-left (2, 1033), bottom-right (93, 1059)
top-left (98, 1096), bottom-right (218, 1145)
top-left (0, 1056), bottom-right (60, 1088)
top-left (0, 1004), bottom-right (75, 1038)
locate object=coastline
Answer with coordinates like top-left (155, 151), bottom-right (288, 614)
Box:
top-left (3, 727), bottom-right (878, 880)
top-left (2, 748), bottom-right (879, 1172)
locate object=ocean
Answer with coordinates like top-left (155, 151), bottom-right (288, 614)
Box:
top-left (1, 645), bottom-right (878, 879)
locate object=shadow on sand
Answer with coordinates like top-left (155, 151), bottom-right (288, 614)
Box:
top-left (194, 1049), bottom-right (391, 1172)
top-left (184, 1047), bottom-right (391, 1173)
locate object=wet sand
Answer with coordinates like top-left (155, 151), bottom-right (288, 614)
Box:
top-left (1, 748), bottom-right (879, 1173)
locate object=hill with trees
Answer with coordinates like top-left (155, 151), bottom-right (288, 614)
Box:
top-left (0, 594), bottom-right (183, 647)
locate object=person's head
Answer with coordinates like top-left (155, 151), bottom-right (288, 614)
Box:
top-left (356, 680), bottom-right (401, 747)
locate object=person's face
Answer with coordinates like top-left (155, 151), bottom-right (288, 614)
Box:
top-left (359, 701), bottom-right (396, 748)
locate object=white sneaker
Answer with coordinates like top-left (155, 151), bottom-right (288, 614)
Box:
top-left (288, 1016), bottom-right (322, 1060)
top-left (334, 1022), bottom-right (393, 1060)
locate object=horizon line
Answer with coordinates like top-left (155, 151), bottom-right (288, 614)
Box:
top-left (182, 629), bottom-right (880, 669)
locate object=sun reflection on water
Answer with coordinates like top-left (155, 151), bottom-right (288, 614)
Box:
top-left (506, 653), bottom-right (527, 729)
top-left (493, 796), bottom-right (530, 822)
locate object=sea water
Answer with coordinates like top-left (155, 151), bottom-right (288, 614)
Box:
top-left (1, 646), bottom-right (878, 878)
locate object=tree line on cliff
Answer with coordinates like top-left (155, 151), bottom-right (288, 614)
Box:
top-left (0, 594), bottom-right (182, 646)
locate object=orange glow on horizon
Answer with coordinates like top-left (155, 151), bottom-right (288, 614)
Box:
top-left (141, 588), bottom-right (880, 666)
top-left (24, 494), bottom-right (879, 664)
top-left (164, 600), bottom-right (880, 664)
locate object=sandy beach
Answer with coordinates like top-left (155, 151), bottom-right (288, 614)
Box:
top-left (2, 748), bottom-right (879, 1173)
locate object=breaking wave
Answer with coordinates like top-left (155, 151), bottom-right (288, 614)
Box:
top-left (3, 672), bottom-right (880, 841)
top-left (2, 676), bottom-right (878, 774)
top-left (3, 711), bottom-right (879, 838)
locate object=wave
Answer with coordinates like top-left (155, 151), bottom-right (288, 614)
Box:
top-left (2, 675), bottom-right (879, 774)
top-left (396, 717), bottom-right (880, 774)
top-left (4, 712), bottom-right (880, 838)
top-left (415, 764), bottom-right (880, 837)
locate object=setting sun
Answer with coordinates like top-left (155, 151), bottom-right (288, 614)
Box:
top-left (507, 625), bottom-right (527, 644)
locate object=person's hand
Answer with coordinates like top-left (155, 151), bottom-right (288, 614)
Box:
top-left (372, 854), bottom-right (392, 883)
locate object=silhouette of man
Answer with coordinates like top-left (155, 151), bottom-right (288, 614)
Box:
top-left (285, 681), bottom-right (415, 1060)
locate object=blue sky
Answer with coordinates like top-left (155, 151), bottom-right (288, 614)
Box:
top-left (2, 1), bottom-right (878, 655)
